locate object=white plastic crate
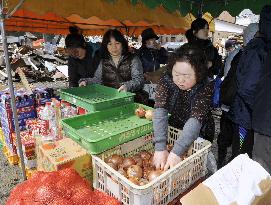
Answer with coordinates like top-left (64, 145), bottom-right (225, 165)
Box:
top-left (92, 126), bottom-right (212, 205)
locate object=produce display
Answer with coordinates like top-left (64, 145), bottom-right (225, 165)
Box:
top-left (2, 83), bottom-right (205, 205)
top-left (6, 168), bottom-right (121, 205)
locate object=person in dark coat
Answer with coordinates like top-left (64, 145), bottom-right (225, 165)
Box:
top-left (138, 28), bottom-right (168, 76)
top-left (229, 5), bottom-right (271, 159)
top-left (185, 18), bottom-right (222, 78)
top-left (217, 23), bottom-right (258, 168)
top-left (152, 44), bottom-right (214, 170)
top-left (252, 5), bottom-right (271, 173)
top-left (65, 26), bottom-right (96, 87)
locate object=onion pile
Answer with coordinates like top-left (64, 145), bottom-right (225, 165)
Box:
top-left (105, 148), bottom-right (188, 186)
top-left (122, 157), bottom-right (136, 170)
top-left (135, 107), bottom-right (153, 120)
top-left (105, 151), bottom-right (162, 186)
top-left (135, 107), bottom-right (146, 118)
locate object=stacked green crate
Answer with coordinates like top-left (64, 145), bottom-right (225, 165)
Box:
top-left (62, 103), bottom-right (153, 154)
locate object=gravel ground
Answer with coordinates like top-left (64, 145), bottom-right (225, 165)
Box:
top-left (0, 110), bottom-right (223, 205)
top-left (0, 150), bottom-right (23, 205)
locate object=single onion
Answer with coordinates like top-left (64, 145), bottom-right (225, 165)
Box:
top-left (128, 177), bottom-right (140, 185)
top-left (140, 151), bottom-right (152, 160)
top-left (135, 107), bottom-right (146, 118)
top-left (145, 110), bottom-right (153, 120)
top-left (106, 154), bottom-right (123, 167)
top-left (106, 162), bottom-right (118, 170)
top-left (127, 165), bottom-right (143, 179)
top-left (148, 170), bottom-right (163, 182)
top-left (143, 159), bottom-right (150, 168)
top-left (121, 157), bottom-right (136, 170)
top-left (133, 155), bottom-right (143, 167)
top-left (143, 166), bottom-right (155, 179)
top-left (117, 168), bottom-right (128, 178)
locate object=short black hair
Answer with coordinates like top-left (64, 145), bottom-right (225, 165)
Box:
top-left (191, 18), bottom-right (209, 34)
top-left (100, 29), bottom-right (128, 58)
top-left (185, 18), bottom-right (209, 43)
top-left (65, 26), bottom-right (86, 48)
top-left (167, 43), bottom-right (208, 83)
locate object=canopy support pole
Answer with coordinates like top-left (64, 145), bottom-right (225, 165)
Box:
top-left (0, 0), bottom-right (26, 180)
top-left (197, 0), bottom-right (204, 17)
top-left (7, 0), bottom-right (25, 18)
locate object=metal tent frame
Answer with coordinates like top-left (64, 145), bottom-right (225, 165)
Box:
top-left (0, 0), bottom-right (26, 180)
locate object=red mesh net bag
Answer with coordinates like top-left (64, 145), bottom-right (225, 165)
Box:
top-left (6, 168), bottom-right (121, 205)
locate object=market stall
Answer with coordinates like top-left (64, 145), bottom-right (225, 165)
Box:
top-left (0, 83), bottom-right (212, 205)
top-left (1, 1), bottom-right (271, 205)
top-left (0, 0), bottom-right (215, 180)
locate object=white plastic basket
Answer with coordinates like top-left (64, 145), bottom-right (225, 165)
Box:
top-left (92, 126), bottom-right (211, 205)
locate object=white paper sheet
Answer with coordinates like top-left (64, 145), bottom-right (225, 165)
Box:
top-left (56, 65), bottom-right (68, 77)
top-left (203, 154), bottom-right (270, 205)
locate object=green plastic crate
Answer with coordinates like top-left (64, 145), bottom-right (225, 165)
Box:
top-left (62, 103), bottom-right (153, 154)
top-left (60, 84), bottom-right (135, 112)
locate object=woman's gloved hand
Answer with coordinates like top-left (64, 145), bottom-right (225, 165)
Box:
top-left (153, 150), bottom-right (169, 170)
top-left (164, 152), bottom-right (182, 171)
top-left (118, 85), bottom-right (128, 92)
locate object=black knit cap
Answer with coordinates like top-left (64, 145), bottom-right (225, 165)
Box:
top-left (141, 28), bottom-right (159, 43)
top-left (65, 26), bottom-right (86, 48)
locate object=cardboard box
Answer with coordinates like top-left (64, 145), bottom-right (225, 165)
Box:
top-left (12, 131), bottom-right (36, 152)
top-left (181, 155), bottom-right (271, 205)
top-left (0, 105), bottom-right (36, 120)
top-left (37, 138), bottom-right (92, 183)
top-left (0, 93), bottom-right (35, 108)
top-left (180, 181), bottom-right (271, 205)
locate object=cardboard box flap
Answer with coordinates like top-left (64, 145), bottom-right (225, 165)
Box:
top-left (181, 183), bottom-right (219, 205)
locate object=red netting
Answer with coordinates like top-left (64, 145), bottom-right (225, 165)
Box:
top-left (6, 168), bottom-right (121, 205)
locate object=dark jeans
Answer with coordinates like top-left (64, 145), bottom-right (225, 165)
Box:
top-left (217, 111), bottom-right (234, 168)
top-left (232, 123), bottom-right (254, 159)
top-left (253, 132), bottom-right (271, 173)
top-left (201, 116), bottom-right (215, 143)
